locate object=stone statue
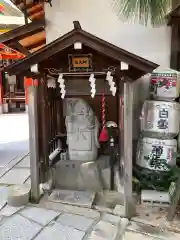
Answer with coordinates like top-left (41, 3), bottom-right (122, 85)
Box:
top-left (64, 98), bottom-right (100, 161)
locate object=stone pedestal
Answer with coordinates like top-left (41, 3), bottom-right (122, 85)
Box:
top-left (25, 105), bottom-right (28, 113)
top-left (0, 104), bottom-right (3, 114)
top-left (3, 103), bottom-right (9, 113)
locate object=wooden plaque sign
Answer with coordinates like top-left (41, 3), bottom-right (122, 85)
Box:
top-left (69, 54), bottom-right (92, 72)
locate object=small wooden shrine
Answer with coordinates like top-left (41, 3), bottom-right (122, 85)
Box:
top-left (4, 21), bottom-right (158, 218)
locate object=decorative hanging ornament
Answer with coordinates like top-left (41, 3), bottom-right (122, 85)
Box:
top-left (99, 90), bottom-right (109, 142)
top-left (58, 74), bottom-right (66, 99)
top-left (106, 71), bottom-right (117, 96)
top-left (47, 77), bottom-right (56, 88)
top-left (89, 73), bottom-right (96, 98)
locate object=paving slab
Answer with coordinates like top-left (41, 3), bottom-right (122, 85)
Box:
top-left (113, 204), bottom-right (125, 217)
top-left (57, 213), bottom-right (95, 231)
top-left (101, 213), bottom-right (121, 226)
top-left (0, 204), bottom-right (24, 216)
top-left (0, 153), bottom-right (16, 167)
top-left (127, 221), bottom-right (180, 240)
top-left (20, 206), bottom-right (61, 226)
top-left (123, 231), bottom-right (156, 240)
top-left (0, 155), bottom-right (27, 178)
top-left (0, 214), bottom-right (42, 240)
top-left (15, 155), bottom-right (30, 168)
top-left (43, 201), bottom-right (101, 219)
top-left (34, 222), bottom-right (85, 240)
top-left (24, 177), bottom-right (31, 185)
top-left (48, 189), bottom-right (95, 208)
top-left (87, 220), bottom-right (118, 240)
top-left (0, 168), bottom-right (30, 185)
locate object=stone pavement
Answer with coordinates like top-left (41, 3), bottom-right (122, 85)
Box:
top-left (0, 196), bottom-right (129, 240)
top-left (0, 196), bottom-right (179, 240)
top-left (0, 113), bottom-right (30, 186)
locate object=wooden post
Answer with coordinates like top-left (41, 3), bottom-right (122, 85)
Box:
top-left (23, 0), bottom-right (28, 25)
top-left (170, 24), bottom-right (179, 70)
top-left (39, 76), bottom-right (49, 183)
top-left (24, 77), bottom-right (28, 112)
top-left (28, 85), bottom-right (40, 202)
top-left (0, 71), bottom-right (3, 114)
top-left (122, 80), bottom-right (135, 218)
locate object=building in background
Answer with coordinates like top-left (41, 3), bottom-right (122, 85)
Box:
top-left (0, 0), bottom-right (25, 34)
top-left (0, 0), bottom-right (26, 113)
top-left (0, 1), bottom-right (46, 114)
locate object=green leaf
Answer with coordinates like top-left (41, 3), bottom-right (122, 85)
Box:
top-left (111, 0), bottom-right (171, 26)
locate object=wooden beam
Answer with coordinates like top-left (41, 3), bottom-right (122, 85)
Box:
top-left (23, 0), bottom-right (28, 25)
top-left (26, 39), bottom-right (46, 50)
top-left (0, 18), bottom-right (45, 43)
top-left (19, 31), bottom-right (45, 47)
top-left (30, 10), bottom-right (44, 20)
top-left (167, 16), bottom-right (180, 25)
top-left (27, 4), bottom-right (42, 15)
top-left (14, 0), bottom-right (22, 5)
top-left (30, 44), bottom-right (45, 52)
top-left (9, 41), bottom-right (30, 56)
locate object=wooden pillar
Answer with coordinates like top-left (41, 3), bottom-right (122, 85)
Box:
top-left (39, 76), bottom-right (49, 183)
top-left (28, 84), bottom-right (40, 202)
top-left (170, 24), bottom-right (179, 70)
top-left (0, 71), bottom-right (3, 114)
top-left (121, 80), bottom-right (135, 218)
top-left (24, 77), bottom-right (28, 112)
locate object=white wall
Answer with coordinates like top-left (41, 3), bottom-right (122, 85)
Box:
top-left (45, 0), bottom-right (171, 67)
top-left (44, 0), bottom-right (172, 138)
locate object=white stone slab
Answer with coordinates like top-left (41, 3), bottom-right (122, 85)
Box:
top-left (113, 205), bottom-right (125, 217)
top-left (127, 221), bottom-right (180, 240)
top-left (48, 190), bottom-right (95, 208)
top-left (123, 231), bottom-right (154, 240)
top-left (88, 221), bottom-right (118, 240)
top-left (35, 222), bottom-right (85, 240)
top-left (101, 213), bottom-right (121, 226)
top-left (0, 168), bottom-right (30, 185)
top-left (57, 213), bottom-right (94, 231)
top-left (44, 201), bottom-right (100, 219)
top-left (20, 206), bottom-right (60, 226)
top-left (0, 214), bottom-right (42, 240)
top-left (0, 204), bottom-right (24, 216)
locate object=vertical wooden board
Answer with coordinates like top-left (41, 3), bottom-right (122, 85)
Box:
top-left (28, 85), bottom-right (40, 202)
top-left (123, 81), bottom-right (135, 218)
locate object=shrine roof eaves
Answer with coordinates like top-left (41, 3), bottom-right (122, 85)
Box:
top-left (4, 21), bottom-right (159, 76)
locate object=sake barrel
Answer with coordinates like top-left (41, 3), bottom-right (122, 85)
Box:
top-left (140, 100), bottom-right (180, 139)
top-left (177, 133), bottom-right (180, 152)
top-left (136, 137), bottom-right (177, 171)
top-left (150, 69), bottom-right (180, 101)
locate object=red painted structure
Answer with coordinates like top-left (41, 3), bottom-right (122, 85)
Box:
top-left (0, 43), bottom-right (26, 112)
